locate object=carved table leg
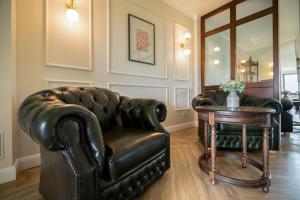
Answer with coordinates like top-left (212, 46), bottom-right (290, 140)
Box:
top-left (204, 121), bottom-right (208, 160)
top-left (209, 112), bottom-right (216, 185)
top-left (242, 124), bottom-right (248, 168)
top-left (262, 126), bottom-right (271, 193)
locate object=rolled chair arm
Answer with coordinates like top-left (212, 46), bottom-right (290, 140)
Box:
top-left (18, 92), bottom-right (105, 168)
top-left (281, 98), bottom-right (293, 112)
top-left (260, 99), bottom-right (283, 117)
top-left (192, 95), bottom-right (217, 110)
top-left (243, 96), bottom-right (283, 117)
top-left (119, 97), bottom-right (167, 132)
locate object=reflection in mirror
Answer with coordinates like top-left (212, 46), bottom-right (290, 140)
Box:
top-left (236, 14), bottom-right (273, 83)
top-left (205, 30), bottom-right (230, 86)
top-left (236, 0), bottom-right (272, 20)
top-left (205, 9), bottom-right (230, 32)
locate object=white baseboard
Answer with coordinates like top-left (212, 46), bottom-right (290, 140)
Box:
top-left (0, 166), bottom-right (16, 184)
top-left (165, 121), bottom-right (196, 133)
top-left (14, 154), bottom-right (41, 172)
top-left (194, 121), bottom-right (198, 127)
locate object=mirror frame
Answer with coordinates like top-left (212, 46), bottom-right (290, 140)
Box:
top-left (201, 0), bottom-right (279, 99)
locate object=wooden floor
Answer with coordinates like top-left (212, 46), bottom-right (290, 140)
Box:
top-left (1, 128), bottom-right (300, 200)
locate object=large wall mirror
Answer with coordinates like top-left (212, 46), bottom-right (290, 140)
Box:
top-left (201, 0), bottom-right (279, 99)
top-left (236, 14), bottom-right (273, 83)
top-left (205, 30), bottom-right (230, 85)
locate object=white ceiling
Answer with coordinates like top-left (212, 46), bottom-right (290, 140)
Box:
top-left (162, 0), bottom-right (231, 17)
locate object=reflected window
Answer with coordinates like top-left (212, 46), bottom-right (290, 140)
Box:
top-left (205, 9), bottom-right (230, 32)
top-left (205, 30), bottom-right (230, 86)
top-left (236, 14), bottom-right (273, 83)
top-left (236, 0), bottom-right (272, 20)
top-left (283, 74), bottom-right (298, 93)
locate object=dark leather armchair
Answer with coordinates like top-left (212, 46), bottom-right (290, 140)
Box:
top-left (192, 90), bottom-right (283, 151)
top-left (281, 97), bottom-right (294, 133)
top-left (18, 87), bottom-right (170, 200)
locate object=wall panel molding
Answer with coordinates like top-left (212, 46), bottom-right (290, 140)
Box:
top-left (174, 87), bottom-right (190, 111)
top-left (45, 0), bottom-right (93, 70)
top-left (0, 131), bottom-right (4, 160)
top-left (107, 0), bottom-right (168, 79)
top-left (174, 22), bottom-right (190, 81)
top-left (107, 82), bottom-right (168, 104)
top-left (45, 79), bottom-right (93, 89)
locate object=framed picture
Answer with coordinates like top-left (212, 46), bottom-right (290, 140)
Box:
top-left (128, 14), bottom-right (155, 65)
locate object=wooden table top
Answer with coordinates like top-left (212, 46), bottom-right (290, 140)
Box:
top-left (195, 106), bottom-right (275, 114)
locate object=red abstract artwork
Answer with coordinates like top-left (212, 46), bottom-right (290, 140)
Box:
top-left (136, 29), bottom-right (149, 52)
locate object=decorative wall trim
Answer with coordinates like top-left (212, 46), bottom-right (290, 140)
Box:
top-left (0, 166), bottom-right (16, 184)
top-left (107, 82), bottom-right (169, 105)
top-left (193, 15), bottom-right (200, 95)
top-left (174, 87), bottom-right (190, 111)
top-left (45, 79), bottom-right (93, 89)
top-left (106, 70), bottom-right (168, 80)
top-left (45, 0), bottom-right (93, 70)
top-left (0, 131), bottom-right (4, 159)
top-left (174, 22), bottom-right (191, 81)
top-left (14, 154), bottom-right (41, 173)
top-left (165, 121), bottom-right (195, 133)
top-left (107, 0), bottom-right (168, 79)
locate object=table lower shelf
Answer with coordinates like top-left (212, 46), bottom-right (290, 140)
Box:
top-left (199, 152), bottom-right (271, 192)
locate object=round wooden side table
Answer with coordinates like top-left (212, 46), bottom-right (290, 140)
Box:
top-left (195, 106), bottom-right (275, 192)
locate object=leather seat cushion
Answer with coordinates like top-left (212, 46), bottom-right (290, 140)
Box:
top-left (102, 128), bottom-right (168, 180)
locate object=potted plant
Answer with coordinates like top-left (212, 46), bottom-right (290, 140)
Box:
top-left (220, 80), bottom-right (245, 108)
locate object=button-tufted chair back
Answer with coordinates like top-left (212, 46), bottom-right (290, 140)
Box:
top-left (18, 86), bottom-right (170, 200)
top-left (20, 87), bottom-right (121, 132)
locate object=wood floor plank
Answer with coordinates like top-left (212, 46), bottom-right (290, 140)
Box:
top-left (0, 128), bottom-right (299, 200)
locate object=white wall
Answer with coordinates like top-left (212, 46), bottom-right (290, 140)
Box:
top-left (279, 0), bottom-right (300, 94)
top-left (279, 0), bottom-right (299, 45)
top-left (0, 0), bottom-right (16, 184)
top-left (9, 0), bottom-right (197, 176)
top-left (280, 41), bottom-right (297, 74)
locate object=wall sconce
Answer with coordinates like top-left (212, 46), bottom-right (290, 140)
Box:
top-left (184, 33), bottom-right (191, 39)
top-left (269, 62), bottom-right (273, 67)
top-left (213, 59), bottom-right (220, 65)
top-left (214, 46), bottom-right (220, 52)
top-left (180, 32), bottom-right (191, 56)
top-left (65, 0), bottom-right (79, 22)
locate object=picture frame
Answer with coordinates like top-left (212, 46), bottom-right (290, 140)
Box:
top-left (128, 14), bottom-right (156, 65)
